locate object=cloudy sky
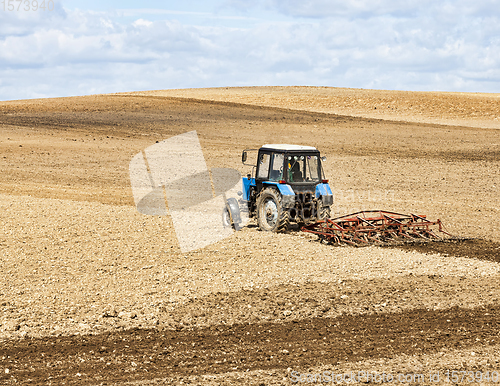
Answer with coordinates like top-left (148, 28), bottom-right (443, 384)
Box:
top-left (0, 0), bottom-right (499, 100)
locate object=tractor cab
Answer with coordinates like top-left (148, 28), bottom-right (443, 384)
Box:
top-left (243, 144), bottom-right (324, 177)
top-left (257, 144), bottom-right (323, 183)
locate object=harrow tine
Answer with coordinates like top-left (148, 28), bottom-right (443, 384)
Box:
top-left (427, 230), bottom-right (442, 239)
top-left (356, 216), bottom-right (377, 227)
top-left (383, 214), bottom-right (406, 226)
top-left (411, 214), bottom-right (428, 222)
top-left (411, 230), bottom-right (431, 239)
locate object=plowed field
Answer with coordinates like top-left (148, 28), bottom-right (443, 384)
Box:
top-left (1, 87), bottom-right (499, 385)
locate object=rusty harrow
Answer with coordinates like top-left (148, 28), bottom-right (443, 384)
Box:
top-left (302, 210), bottom-right (456, 246)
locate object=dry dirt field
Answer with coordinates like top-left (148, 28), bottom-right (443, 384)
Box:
top-left (1, 86), bottom-right (500, 385)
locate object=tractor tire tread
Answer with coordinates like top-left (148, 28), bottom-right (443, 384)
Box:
top-left (318, 202), bottom-right (331, 220)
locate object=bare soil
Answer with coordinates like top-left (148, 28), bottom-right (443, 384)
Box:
top-left (1, 87), bottom-right (499, 385)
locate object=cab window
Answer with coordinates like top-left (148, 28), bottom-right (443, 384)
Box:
top-left (269, 153), bottom-right (284, 181)
top-left (257, 153), bottom-right (270, 179)
top-left (304, 155), bottom-right (320, 181)
top-left (287, 155), bottom-right (320, 182)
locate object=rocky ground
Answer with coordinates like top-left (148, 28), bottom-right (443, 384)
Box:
top-left (0, 87), bottom-right (499, 384)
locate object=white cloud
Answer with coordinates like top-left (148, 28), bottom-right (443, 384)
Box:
top-left (243, 0), bottom-right (497, 19)
top-left (133, 18), bottom-right (153, 27)
top-left (0, 1), bottom-right (499, 100)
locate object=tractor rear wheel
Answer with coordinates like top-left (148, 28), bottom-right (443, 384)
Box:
top-left (256, 187), bottom-right (289, 232)
top-left (318, 200), bottom-right (331, 220)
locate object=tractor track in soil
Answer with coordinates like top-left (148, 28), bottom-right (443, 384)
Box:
top-left (391, 239), bottom-right (500, 264)
top-left (2, 304), bottom-right (500, 385)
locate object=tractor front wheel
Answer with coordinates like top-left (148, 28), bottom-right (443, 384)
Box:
top-left (222, 197), bottom-right (242, 230)
top-left (256, 187), bottom-right (289, 232)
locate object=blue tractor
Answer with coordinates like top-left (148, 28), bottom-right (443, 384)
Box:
top-left (226, 144), bottom-right (333, 232)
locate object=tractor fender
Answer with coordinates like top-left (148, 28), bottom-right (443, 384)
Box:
top-left (315, 183), bottom-right (333, 206)
top-left (241, 177), bottom-right (256, 202)
top-left (262, 182), bottom-right (295, 208)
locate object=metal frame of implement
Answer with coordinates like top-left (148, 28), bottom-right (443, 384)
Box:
top-left (302, 210), bottom-right (455, 246)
